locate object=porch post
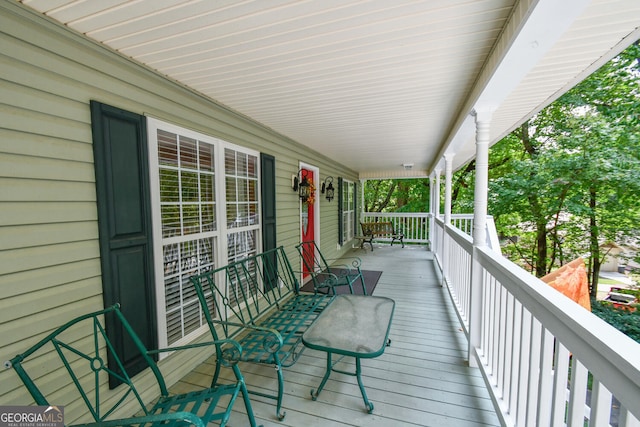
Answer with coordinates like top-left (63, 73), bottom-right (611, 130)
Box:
top-left (444, 154), bottom-right (453, 225)
top-left (468, 109), bottom-right (492, 367)
top-left (441, 154), bottom-right (454, 287)
top-left (434, 168), bottom-right (442, 219)
top-left (429, 173), bottom-right (435, 243)
top-left (360, 178), bottom-right (366, 220)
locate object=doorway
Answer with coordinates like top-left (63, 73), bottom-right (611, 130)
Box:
top-left (299, 164), bottom-right (319, 278)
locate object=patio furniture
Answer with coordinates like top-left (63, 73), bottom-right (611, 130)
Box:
top-left (190, 246), bottom-right (334, 420)
top-left (302, 294), bottom-right (395, 413)
top-left (5, 304), bottom-right (260, 427)
top-left (358, 221), bottom-right (405, 251)
top-left (296, 240), bottom-right (367, 295)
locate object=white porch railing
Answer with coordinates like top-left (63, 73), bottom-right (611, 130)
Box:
top-left (433, 217), bottom-right (640, 427)
top-left (360, 212), bottom-right (430, 245)
top-left (449, 213), bottom-right (501, 252)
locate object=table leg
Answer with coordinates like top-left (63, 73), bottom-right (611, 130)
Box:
top-left (355, 357), bottom-right (374, 413)
top-left (310, 354), bottom-right (375, 414)
top-left (311, 352), bottom-right (332, 400)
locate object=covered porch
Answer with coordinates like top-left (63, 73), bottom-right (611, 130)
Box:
top-left (169, 215), bottom-right (639, 426)
top-left (3, 2), bottom-right (640, 426)
top-left (173, 245), bottom-right (501, 427)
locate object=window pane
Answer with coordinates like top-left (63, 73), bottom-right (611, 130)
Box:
top-left (202, 203), bottom-right (215, 232)
top-left (166, 310), bottom-right (182, 344)
top-left (237, 179), bottom-right (248, 202)
top-left (249, 203), bottom-right (258, 225)
top-left (183, 300), bottom-right (201, 336)
top-left (181, 204), bottom-right (201, 235)
top-left (237, 152), bottom-right (248, 176)
top-left (158, 130), bottom-right (178, 167)
top-left (228, 229), bottom-right (257, 262)
top-left (225, 150), bottom-right (235, 174)
top-left (227, 204), bottom-right (238, 227)
top-left (179, 136), bottom-right (198, 169)
top-left (200, 174), bottom-right (215, 202)
top-left (248, 179), bottom-right (257, 201)
top-left (160, 169), bottom-right (179, 202)
top-left (161, 205), bottom-right (180, 238)
top-left (181, 171), bottom-right (199, 202)
top-left (165, 276), bottom-right (181, 312)
top-left (199, 143), bottom-right (214, 172)
top-left (247, 155), bottom-right (257, 178)
top-left (226, 177), bottom-right (237, 202)
top-left (237, 204), bottom-right (249, 226)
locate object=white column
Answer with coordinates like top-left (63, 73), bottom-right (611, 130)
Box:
top-left (441, 154), bottom-right (454, 287)
top-left (434, 168), bottom-right (442, 219)
top-left (429, 173), bottom-right (435, 241)
top-left (468, 109), bottom-right (492, 367)
top-left (444, 154), bottom-right (454, 225)
top-left (360, 179), bottom-right (366, 218)
top-left (472, 111), bottom-right (491, 247)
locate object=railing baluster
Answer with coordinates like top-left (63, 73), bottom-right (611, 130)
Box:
top-left (551, 343), bottom-right (570, 426)
top-left (536, 329), bottom-right (554, 426)
top-left (526, 318), bottom-right (542, 426)
top-left (502, 291), bottom-right (514, 408)
top-left (567, 357), bottom-right (588, 426)
top-left (510, 300), bottom-right (523, 418)
top-left (589, 379), bottom-right (612, 427)
top-left (516, 309), bottom-right (532, 426)
top-left (496, 286), bottom-right (508, 397)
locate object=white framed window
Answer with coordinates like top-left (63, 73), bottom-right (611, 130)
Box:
top-left (147, 118), bottom-right (260, 348)
top-left (224, 148), bottom-right (260, 263)
top-left (342, 180), bottom-right (355, 243)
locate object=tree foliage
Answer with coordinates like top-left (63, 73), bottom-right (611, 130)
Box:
top-left (364, 178), bottom-right (429, 212)
top-left (483, 41), bottom-right (640, 296)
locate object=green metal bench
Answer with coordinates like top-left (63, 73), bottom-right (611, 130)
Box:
top-left (190, 246), bottom-right (334, 421)
top-left (296, 240), bottom-right (367, 295)
top-left (5, 304), bottom-right (260, 427)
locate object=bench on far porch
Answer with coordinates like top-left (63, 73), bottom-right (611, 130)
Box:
top-left (358, 221), bottom-right (405, 251)
top-left (190, 246), bottom-right (334, 421)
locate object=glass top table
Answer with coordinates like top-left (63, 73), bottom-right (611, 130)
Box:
top-left (302, 294), bottom-right (395, 413)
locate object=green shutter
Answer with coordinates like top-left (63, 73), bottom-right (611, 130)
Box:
top-left (260, 153), bottom-right (277, 289)
top-left (90, 101), bottom-right (157, 385)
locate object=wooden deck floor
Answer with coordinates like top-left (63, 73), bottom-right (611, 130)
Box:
top-left (172, 245), bottom-right (501, 426)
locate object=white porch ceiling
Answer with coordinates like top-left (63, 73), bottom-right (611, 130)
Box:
top-left (20, 0), bottom-right (640, 178)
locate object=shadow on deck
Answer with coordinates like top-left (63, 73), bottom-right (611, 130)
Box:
top-left (171, 245), bottom-right (501, 426)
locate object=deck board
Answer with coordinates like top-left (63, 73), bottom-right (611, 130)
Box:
top-left (171, 246), bottom-right (500, 426)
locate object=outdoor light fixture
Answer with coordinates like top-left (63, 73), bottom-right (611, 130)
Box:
top-left (321, 176), bottom-right (335, 202)
top-left (293, 169), bottom-right (312, 202)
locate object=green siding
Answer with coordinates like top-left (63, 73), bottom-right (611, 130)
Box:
top-left (0, 0), bottom-right (359, 415)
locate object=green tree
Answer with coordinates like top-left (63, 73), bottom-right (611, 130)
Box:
top-left (363, 178), bottom-right (429, 212)
top-left (486, 41), bottom-right (640, 295)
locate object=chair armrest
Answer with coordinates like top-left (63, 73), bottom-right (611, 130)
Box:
top-left (326, 256), bottom-right (362, 269)
top-left (148, 338), bottom-right (247, 366)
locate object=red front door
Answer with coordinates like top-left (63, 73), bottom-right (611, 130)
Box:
top-left (301, 168), bottom-right (315, 277)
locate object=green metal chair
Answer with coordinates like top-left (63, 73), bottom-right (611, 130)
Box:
top-left (5, 304), bottom-right (261, 427)
top-left (296, 240), bottom-right (367, 295)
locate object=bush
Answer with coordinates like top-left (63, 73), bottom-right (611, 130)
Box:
top-left (591, 299), bottom-right (640, 343)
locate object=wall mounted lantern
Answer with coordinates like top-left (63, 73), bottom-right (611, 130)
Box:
top-left (293, 169), bottom-right (312, 202)
top-left (321, 176), bottom-right (335, 202)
